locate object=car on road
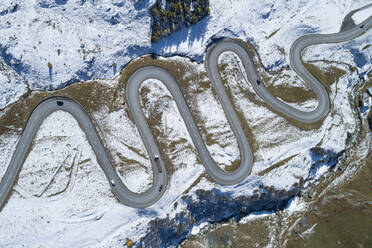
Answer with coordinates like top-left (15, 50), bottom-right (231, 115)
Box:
top-left (154, 155), bottom-right (162, 173)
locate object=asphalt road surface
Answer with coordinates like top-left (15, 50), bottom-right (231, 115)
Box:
top-left (0, 11), bottom-right (371, 209)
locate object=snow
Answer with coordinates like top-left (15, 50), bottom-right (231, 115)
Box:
top-left (302, 29), bottom-right (372, 77)
top-left (301, 224), bottom-right (318, 237)
top-left (0, 43), bottom-right (370, 247)
top-left (239, 210), bottom-right (274, 224)
top-left (0, 60), bottom-right (28, 109)
top-left (0, 0), bottom-right (371, 109)
top-left (352, 4), bottom-right (372, 24)
top-left (0, 0), bottom-right (153, 103)
top-left (0, 0), bottom-right (371, 246)
top-left (0, 133), bottom-right (19, 180)
top-left (96, 106), bottom-right (153, 193)
top-left (191, 222), bottom-right (208, 235)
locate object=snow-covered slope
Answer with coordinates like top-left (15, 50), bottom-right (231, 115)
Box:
top-left (0, 0), bottom-right (371, 247)
top-left (0, 0), bottom-right (153, 94)
top-left (0, 0), bottom-right (371, 109)
top-left (0, 60), bottom-right (28, 109)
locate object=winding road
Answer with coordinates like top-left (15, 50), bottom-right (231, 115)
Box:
top-left (0, 10), bottom-right (371, 209)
